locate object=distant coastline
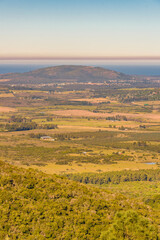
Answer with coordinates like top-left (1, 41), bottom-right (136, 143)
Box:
top-left (0, 60), bottom-right (160, 75)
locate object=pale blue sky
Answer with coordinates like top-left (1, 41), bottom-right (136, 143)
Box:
top-left (0, 0), bottom-right (160, 58)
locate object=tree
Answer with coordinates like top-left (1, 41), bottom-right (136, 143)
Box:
top-left (100, 210), bottom-right (159, 240)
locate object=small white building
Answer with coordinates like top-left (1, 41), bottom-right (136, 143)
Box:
top-left (40, 136), bottom-right (55, 141)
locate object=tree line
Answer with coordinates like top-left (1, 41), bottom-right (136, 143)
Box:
top-left (66, 169), bottom-right (160, 185)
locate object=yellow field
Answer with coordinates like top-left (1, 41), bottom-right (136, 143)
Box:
top-left (0, 79), bottom-right (10, 82)
top-left (70, 97), bottom-right (117, 104)
top-left (50, 109), bottom-right (160, 122)
top-left (21, 161), bottom-right (158, 175)
top-left (0, 93), bottom-right (14, 97)
top-left (0, 106), bottom-right (16, 112)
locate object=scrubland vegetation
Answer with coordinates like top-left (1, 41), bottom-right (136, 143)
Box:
top-left (0, 86), bottom-right (159, 169)
top-left (0, 78), bottom-right (160, 239)
top-left (0, 161), bottom-right (160, 239)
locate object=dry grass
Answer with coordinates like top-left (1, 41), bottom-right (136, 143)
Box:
top-left (0, 79), bottom-right (10, 82)
top-left (0, 93), bottom-right (14, 98)
top-left (0, 106), bottom-right (16, 112)
top-left (50, 109), bottom-right (160, 122)
top-left (70, 98), bottom-right (117, 104)
top-left (21, 161), bottom-right (158, 175)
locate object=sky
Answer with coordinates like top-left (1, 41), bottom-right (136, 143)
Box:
top-left (0, 0), bottom-right (160, 59)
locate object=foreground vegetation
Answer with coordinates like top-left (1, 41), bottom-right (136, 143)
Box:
top-left (0, 161), bottom-right (160, 240)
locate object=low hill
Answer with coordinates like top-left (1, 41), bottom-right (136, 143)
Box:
top-left (0, 161), bottom-right (159, 239)
top-left (0, 65), bottom-right (132, 85)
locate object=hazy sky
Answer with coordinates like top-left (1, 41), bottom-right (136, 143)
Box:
top-left (1, 0), bottom-right (160, 59)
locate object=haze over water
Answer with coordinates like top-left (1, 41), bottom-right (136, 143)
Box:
top-left (0, 60), bottom-right (160, 76)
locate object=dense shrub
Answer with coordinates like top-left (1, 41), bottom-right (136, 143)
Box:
top-left (0, 161), bottom-right (159, 239)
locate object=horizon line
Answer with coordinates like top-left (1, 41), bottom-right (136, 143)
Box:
top-left (1, 56), bottom-right (160, 61)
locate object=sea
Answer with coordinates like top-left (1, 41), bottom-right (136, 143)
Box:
top-left (0, 60), bottom-right (160, 76)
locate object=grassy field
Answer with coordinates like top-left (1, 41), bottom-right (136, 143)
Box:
top-left (106, 181), bottom-right (160, 201)
top-left (21, 161), bottom-right (158, 175)
top-left (0, 87), bottom-right (159, 173)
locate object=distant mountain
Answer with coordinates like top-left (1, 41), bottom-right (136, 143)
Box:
top-left (0, 65), bottom-right (132, 84)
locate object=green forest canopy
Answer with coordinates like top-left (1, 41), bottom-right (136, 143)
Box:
top-left (0, 161), bottom-right (160, 239)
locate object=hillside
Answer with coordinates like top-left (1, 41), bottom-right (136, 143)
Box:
top-left (0, 160), bottom-right (159, 239)
top-left (0, 65), bottom-right (132, 85)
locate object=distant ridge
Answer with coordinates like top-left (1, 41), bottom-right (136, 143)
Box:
top-left (0, 65), bottom-right (132, 85)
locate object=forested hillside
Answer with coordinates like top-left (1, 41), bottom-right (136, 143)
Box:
top-left (0, 161), bottom-right (159, 239)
